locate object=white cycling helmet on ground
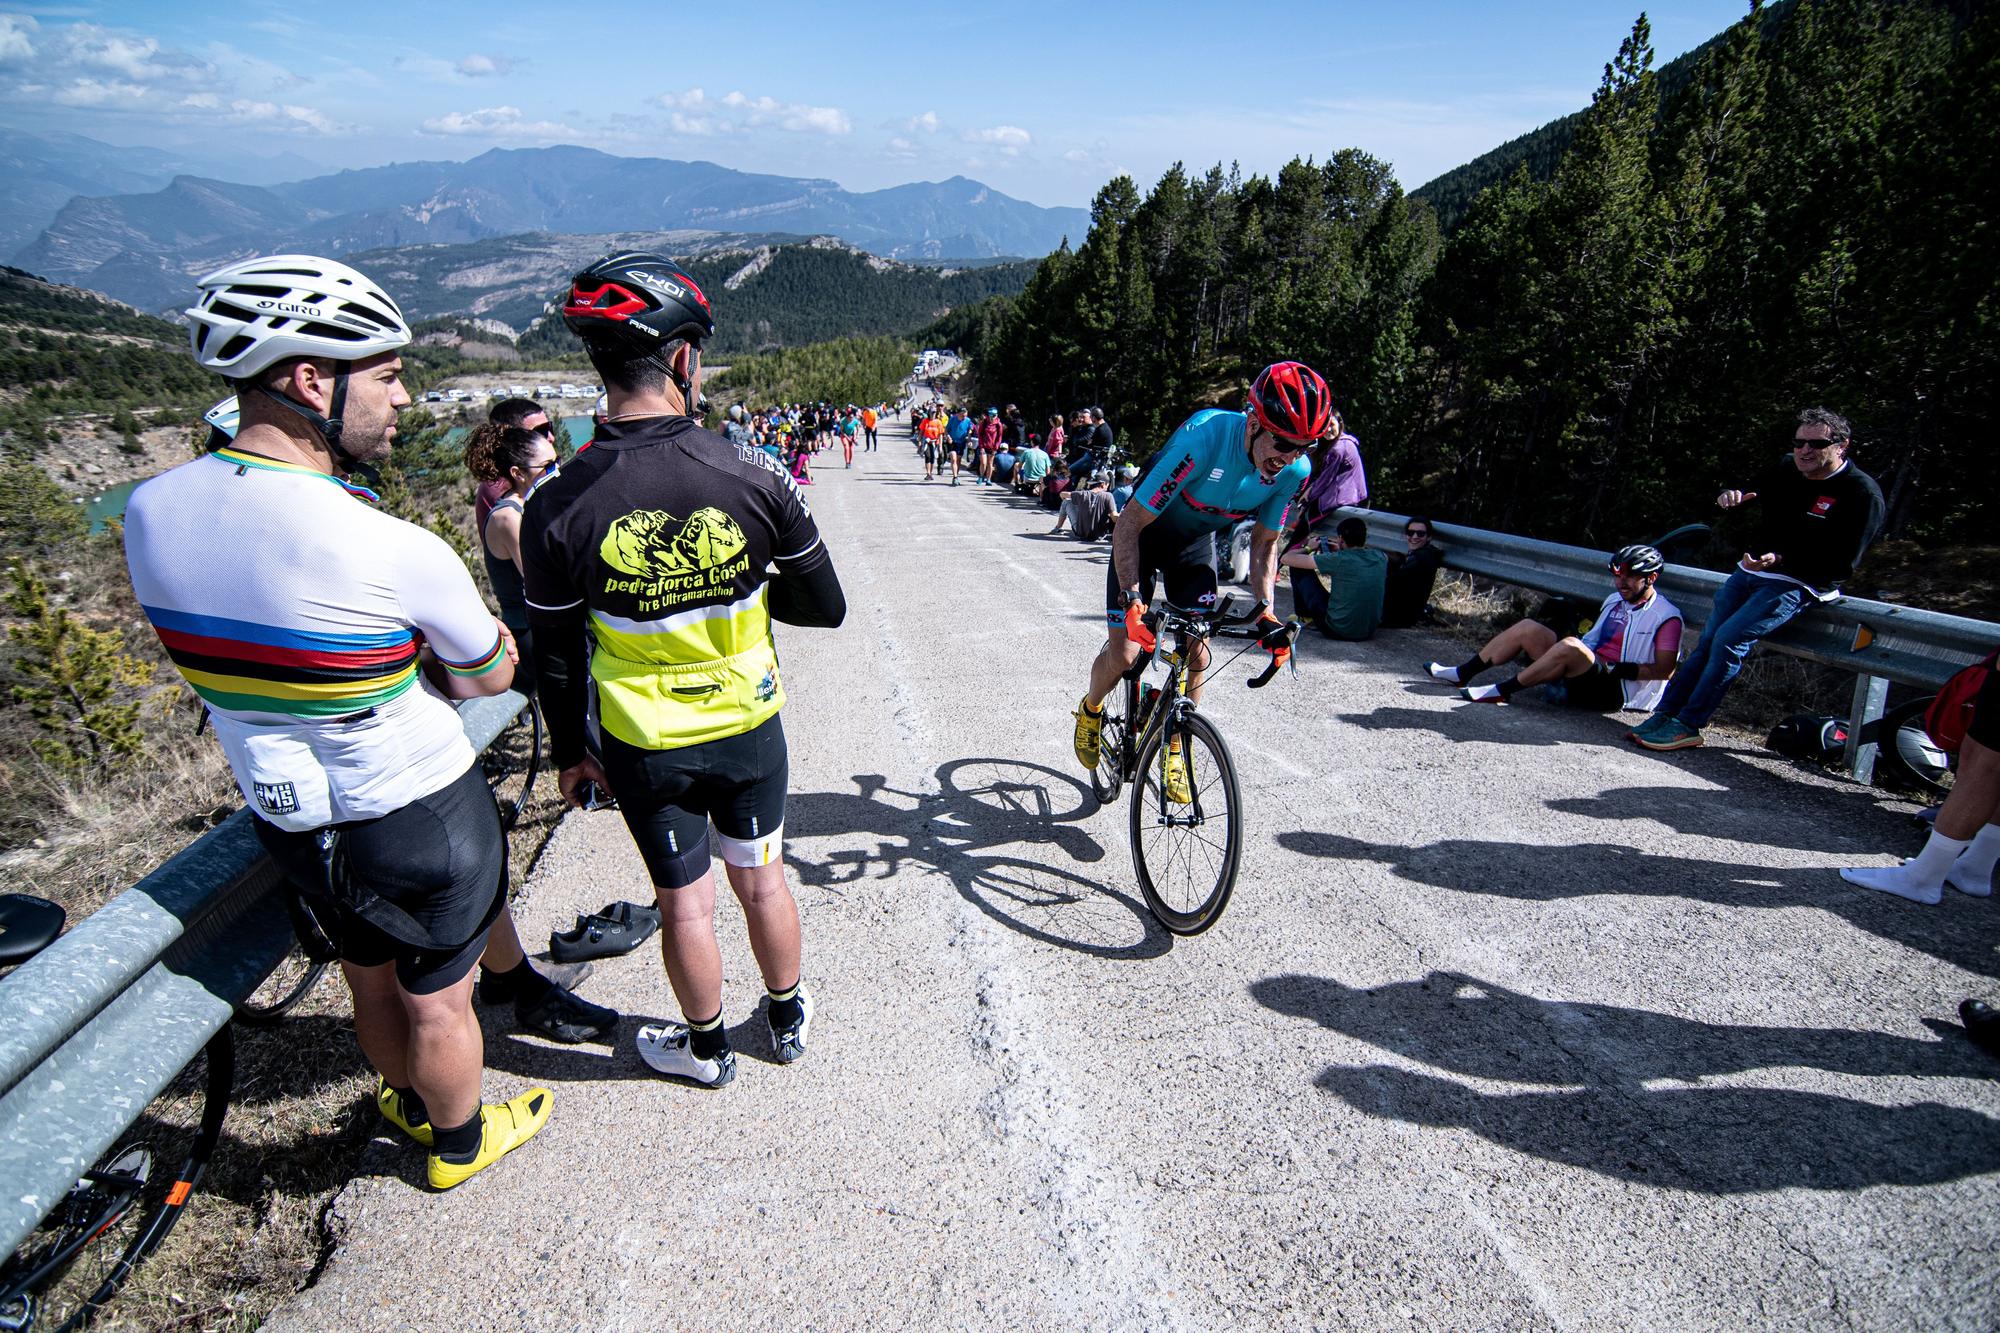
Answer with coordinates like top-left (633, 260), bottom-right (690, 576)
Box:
top-left (186, 254), bottom-right (412, 464)
top-left (186, 254), bottom-right (412, 379)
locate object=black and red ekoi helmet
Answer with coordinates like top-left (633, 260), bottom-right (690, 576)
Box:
top-left (562, 251), bottom-right (715, 354)
top-left (1247, 361), bottom-right (1334, 444)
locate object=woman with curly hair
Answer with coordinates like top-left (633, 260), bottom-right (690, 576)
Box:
top-left (465, 421), bottom-right (558, 693)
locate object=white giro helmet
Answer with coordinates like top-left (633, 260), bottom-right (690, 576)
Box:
top-left (186, 253), bottom-right (411, 379)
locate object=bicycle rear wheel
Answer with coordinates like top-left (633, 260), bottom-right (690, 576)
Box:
top-left (22, 1027), bottom-right (234, 1332)
top-left (1129, 710), bottom-right (1243, 935)
top-left (235, 944), bottom-right (329, 1025)
top-left (483, 699), bottom-right (544, 832)
top-left (1089, 694), bottom-right (1128, 805)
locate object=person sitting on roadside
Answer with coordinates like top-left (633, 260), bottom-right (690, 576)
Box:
top-left (1381, 515), bottom-right (1445, 628)
top-left (1283, 412), bottom-right (1366, 625)
top-left (1632, 407), bottom-right (1883, 752)
top-left (992, 440), bottom-right (1017, 485)
top-left (1051, 469), bottom-right (1119, 540)
top-left (1039, 460), bottom-right (1072, 511)
top-left (1015, 436), bottom-right (1051, 494)
top-left (1430, 545), bottom-right (1683, 711)
top-left (1840, 650), bottom-right (2000, 906)
top-left (1280, 516), bottom-right (1388, 640)
top-left (1111, 463), bottom-right (1139, 509)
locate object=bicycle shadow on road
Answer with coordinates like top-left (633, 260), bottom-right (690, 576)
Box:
top-left (785, 761), bottom-right (1172, 962)
top-left (1276, 830), bottom-right (2000, 979)
top-left (1251, 970), bottom-right (2000, 1192)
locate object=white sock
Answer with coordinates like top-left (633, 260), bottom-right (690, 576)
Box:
top-left (1946, 824), bottom-right (2000, 898)
top-left (1463, 683), bottom-right (1503, 703)
top-left (1840, 830), bottom-right (1972, 905)
top-left (1428, 662), bottom-right (1462, 683)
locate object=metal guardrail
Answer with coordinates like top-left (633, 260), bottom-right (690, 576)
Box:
top-left (0, 692), bottom-right (526, 1259)
top-left (1337, 507), bottom-right (1999, 779)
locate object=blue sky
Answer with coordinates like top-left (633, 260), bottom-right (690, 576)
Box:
top-left (0, 1), bottom-right (1755, 205)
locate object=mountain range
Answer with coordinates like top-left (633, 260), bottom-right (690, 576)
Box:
top-left (8, 142), bottom-right (1088, 315)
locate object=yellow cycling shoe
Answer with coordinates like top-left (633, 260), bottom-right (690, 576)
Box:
top-left (1072, 698), bottom-right (1103, 770)
top-left (1163, 743), bottom-right (1193, 805)
top-left (426, 1087), bottom-right (553, 1191)
top-left (375, 1077), bottom-right (433, 1148)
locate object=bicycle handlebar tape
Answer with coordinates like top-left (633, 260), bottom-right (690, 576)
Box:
top-left (1124, 601), bottom-right (1157, 653)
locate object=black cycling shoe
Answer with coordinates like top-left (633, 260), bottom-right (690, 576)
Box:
top-left (476, 959), bottom-right (593, 1008)
top-left (549, 901), bottom-right (661, 963)
top-left (1961, 999), bottom-right (2000, 1059)
top-left (514, 985), bottom-right (619, 1044)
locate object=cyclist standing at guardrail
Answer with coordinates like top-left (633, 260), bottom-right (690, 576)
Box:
top-left (1633, 407), bottom-right (1884, 752)
top-left (521, 251), bottom-right (846, 1088)
top-left (126, 255), bottom-right (554, 1190)
top-left (1072, 362), bottom-right (1325, 800)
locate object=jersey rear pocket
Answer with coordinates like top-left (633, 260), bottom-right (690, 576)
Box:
top-left (593, 643), bottom-right (784, 750)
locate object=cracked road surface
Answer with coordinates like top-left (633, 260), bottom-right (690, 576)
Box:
top-left (269, 440), bottom-right (2000, 1331)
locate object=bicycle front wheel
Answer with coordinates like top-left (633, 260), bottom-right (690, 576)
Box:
top-left (483, 699), bottom-right (544, 832)
top-left (7, 1026), bottom-right (233, 1332)
top-left (1129, 710), bottom-right (1243, 935)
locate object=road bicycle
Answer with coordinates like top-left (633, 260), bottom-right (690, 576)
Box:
top-left (0, 898), bottom-right (234, 1333)
top-left (1089, 594), bottom-right (1301, 935)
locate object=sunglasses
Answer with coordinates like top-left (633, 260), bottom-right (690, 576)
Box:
top-left (1792, 436), bottom-right (1835, 450)
top-left (1405, 529), bottom-right (1430, 539)
top-left (1256, 429), bottom-right (1313, 458)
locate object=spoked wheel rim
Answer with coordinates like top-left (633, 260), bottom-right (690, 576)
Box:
top-left (1129, 711), bottom-right (1242, 935)
top-left (1090, 710), bottom-right (1127, 804)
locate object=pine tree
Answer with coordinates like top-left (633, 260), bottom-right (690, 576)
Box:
top-left (3, 561), bottom-right (155, 771)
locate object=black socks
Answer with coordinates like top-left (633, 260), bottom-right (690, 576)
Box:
top-left (391, 1083), bottom-right (429, 1128)
top-left (1497, 676), bottom-right (1526, 699)
top-left (433, 1110), bottom-right (483, 1163)
top-left (768, 981), bottom-right (805, 1031)
top-left (688, 1009), bottom-right (730, 1061)
top-left (480, 959), bottom-right (553, 1006)
top-left (1457, 653), bottom-right (1489, 682)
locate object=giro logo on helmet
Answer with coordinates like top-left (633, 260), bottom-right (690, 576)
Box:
top-left (256, 299), bottom-right (326, 317)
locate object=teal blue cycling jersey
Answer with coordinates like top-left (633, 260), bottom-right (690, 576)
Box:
top-left (1133, 409), bottom-right (1311, 544)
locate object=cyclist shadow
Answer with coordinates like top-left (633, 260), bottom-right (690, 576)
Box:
top-left (1276, 830), bottom-right (2000, 980)
top-left (1252, 969), bottom-right (2000, 1191)
top-left (785, 761), bottom-right (1172, 962)
top-left (1544, 758), bottom-right (1913, 856)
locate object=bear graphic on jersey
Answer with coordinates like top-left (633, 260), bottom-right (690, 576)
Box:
top-left (600, 507), bottom-right (748, 578)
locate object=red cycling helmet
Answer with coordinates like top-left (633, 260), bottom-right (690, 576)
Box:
top-left (1247, 361), bottom-right (1334, 444)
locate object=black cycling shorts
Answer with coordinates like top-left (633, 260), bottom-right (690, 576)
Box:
top-left (1105, 528), bottom-right (1220, 629)
top-left (601, 714), bottom-right (789, 891)
top-left (1548, 666), bottom-right (1626, 712)
top-left (254, 761), bottom-right (505, 994)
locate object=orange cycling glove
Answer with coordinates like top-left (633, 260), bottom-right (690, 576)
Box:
top-left (1123, 599), bottom-right (1156, 652)
top-left (1255, 613), bottom-right (1291, 669)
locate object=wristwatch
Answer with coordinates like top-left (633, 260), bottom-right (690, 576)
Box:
top-left (1122, 590), bottom-right (1143, 610)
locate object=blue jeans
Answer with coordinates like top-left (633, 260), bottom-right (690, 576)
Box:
top-left (1653, 568), bottom-right (1813, 728)
top-left (1289, 566), bottom-right (1329, 625)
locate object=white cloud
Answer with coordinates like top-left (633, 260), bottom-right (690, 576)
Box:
top-left (49, 77), bottom-right (149, 107)
top-left (456, 53), bottom-right (513, 77)
top-left (963, 124), bottom-right (1031, 158)
top-left (655, 87), bottom-right (850, 136)
top-left (421, 105), bottom-right (581, 141)
top-left (898, 110), bottom-right (940, 134)
top-left (50, 22), bottom-right (208, 82)
top-left (885, 135), bottom-right (918, 159)
top-left (966, 125), bottom-right (1031, 146)
top-left (0, 14), bottom-right (37, 63)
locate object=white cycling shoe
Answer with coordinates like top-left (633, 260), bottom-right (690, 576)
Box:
top-left (636, 1022), bottom-right (736, 1087)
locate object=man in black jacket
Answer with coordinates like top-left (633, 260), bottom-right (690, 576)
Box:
top-left (1633, 406), bottom-right (1883, 752)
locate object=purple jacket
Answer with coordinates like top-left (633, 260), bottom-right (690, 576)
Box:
top-left (1304, 433), bottom-right (1367, 526)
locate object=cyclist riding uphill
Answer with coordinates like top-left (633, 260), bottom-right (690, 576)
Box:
top-left (521, 251), bottom-right (846, 1089)
top-left (1073, 361), bottom-right (1329, 799)
top-left (124, 255), bottom-right (557, 1191)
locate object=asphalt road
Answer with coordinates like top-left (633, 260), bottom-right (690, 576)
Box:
top-left (271, 428), bottom-right (2000, 1332)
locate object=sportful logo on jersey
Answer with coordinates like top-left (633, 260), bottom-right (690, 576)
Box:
top-left (1209, 468), bottom-right (1225, 481)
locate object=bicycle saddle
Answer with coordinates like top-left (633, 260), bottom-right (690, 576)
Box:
top-left (0, 893), bottom-right (67, 968)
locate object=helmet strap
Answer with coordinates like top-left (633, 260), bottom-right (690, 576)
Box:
top-left (251, 361), bottom-right (359, 471)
